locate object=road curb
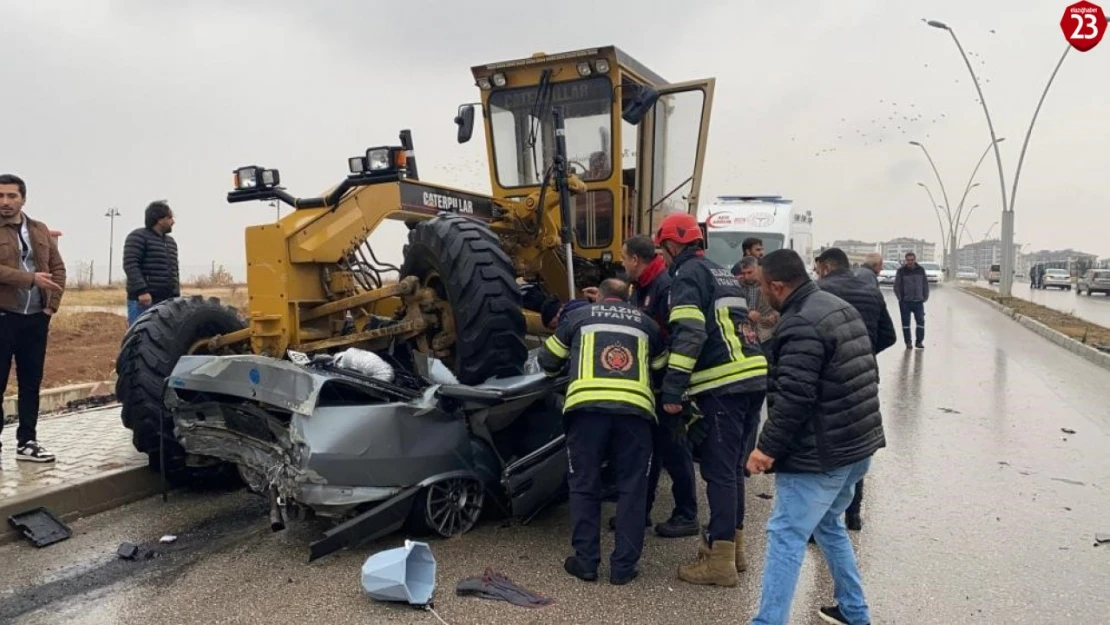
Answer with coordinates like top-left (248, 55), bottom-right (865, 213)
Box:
top-left (0, 464), bottom-right (163, 547)
top-left (958, 288), bottom-right (1110, 373)
top-left (3, 380), bottom-right (116, 426)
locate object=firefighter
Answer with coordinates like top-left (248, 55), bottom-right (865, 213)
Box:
top-left (539, 278), bottom-right (668, 585)
top-left (612, 234), bottom-right (699, 538)
top-left (654, 212), bottom-right (769, 588)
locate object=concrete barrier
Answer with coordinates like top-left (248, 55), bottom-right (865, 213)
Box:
top-left (2, 380), bottom-right (115, 425)
top-left (958, 288), bottom-right (1110, 373)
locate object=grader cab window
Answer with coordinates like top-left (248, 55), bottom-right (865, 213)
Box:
top-left (649, 88), bottom-right (706, 219)
top-left (488, 75), bottom-right (613, 188)
top-left (488, 75), bottom-right (615, 247)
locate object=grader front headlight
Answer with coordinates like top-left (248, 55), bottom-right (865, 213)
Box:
top-left (233, 166), bottom-right (259, 190)
top-left (366, 147), bottom-right (392, 171)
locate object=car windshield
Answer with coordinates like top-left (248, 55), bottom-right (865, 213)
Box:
top-left (487, 76), bottom-right (614, 188)
top-left (1046, 269), bottom-right (1068, 275)
top-left (882, 261), bottom-right (899, 271)
top-left (704, 232), bottom-right (785, 268)
top-left (920, 263), bottom-right (941, 271)
top-left (1094, 270), bottom-right (1110, 278)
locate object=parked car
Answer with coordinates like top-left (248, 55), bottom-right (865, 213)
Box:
top-left (878, 261), bottom-right (898, 286)
top-left (957, 266), bottom-right (979, 281)
top-left (987, 264), bottom-right (1001, 285)
top-left (1042, 268), bottom-right (1071, 290)
top-left (920, 262), bottom-right (943, 284)
top-left (1077, 269), bottom-right (1110, 296)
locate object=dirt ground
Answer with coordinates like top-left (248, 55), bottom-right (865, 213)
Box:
top-left (3, 312), bottom-right (127, 396)
top-left (964, 285), bottom-right (1110, 347)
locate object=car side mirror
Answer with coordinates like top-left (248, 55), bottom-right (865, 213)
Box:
top-left (455, 104), bottom-right (475, 144)
top-left (622, 85), bottom-right (660, 125)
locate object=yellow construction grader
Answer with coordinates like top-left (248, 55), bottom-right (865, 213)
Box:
top-left (115, 45), bottom-right (716, 498)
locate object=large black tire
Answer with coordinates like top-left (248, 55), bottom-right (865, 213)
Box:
top-left (401, 212), bottom-right (527, 385)
top-left (115, 295), bottom-right (246, 483)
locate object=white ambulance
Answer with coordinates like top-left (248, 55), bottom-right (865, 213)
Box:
top-left (696, 195), bottom-right (815, 276)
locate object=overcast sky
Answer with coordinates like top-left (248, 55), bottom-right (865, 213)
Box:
top-left (2, 0), bottom-right (1106, 281)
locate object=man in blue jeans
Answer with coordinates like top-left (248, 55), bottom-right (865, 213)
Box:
top-left (893, 251), bottom-right (928, 349)
top-left (748, 249), bottom-right (886, 625)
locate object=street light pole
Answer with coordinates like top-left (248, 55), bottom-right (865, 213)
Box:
top-left (104, 207), bottom-right (122, 285)
top-left (916, 182), bottom-right (948, 266)
top-left (953, 137), bottom-right (1005, 236)
top-left (1007, 42), bottom-right (1072, 289)
top-left (909, 140), bottom-right (956, 280)
top-left (957, 204), bottom-right (981, 248)
top-left (927, 20), bottom-right (1009, 296)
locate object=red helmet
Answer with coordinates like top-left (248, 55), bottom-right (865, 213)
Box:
top-left (654, 212), bottom-right (703, 246)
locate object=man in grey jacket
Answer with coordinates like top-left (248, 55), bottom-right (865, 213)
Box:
top-left (855, 253), bottom-right (882, 290)
top-left (893, 252), bottom-right (929, 349)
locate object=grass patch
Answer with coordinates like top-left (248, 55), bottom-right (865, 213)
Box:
top-left (63, 285), bottom-right (248, 311)
top-left (962, 286), bottom-right (1110, 348)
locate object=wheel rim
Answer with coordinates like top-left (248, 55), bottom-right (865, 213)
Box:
top-left (424, 478), bottom-right (483, 538)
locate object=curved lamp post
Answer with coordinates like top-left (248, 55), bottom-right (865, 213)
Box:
top-left (957, 204), bottom-right (982, 249)
top-left (916, 182), bottom-right (948, 266)
top-left (954, 137), bottom-right (1005, 241)
top-left (909, 140), bottom-right (958, 279)
top-left (927, 19), bottom-right (1072, 297)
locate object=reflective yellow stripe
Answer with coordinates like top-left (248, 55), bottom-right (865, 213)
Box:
top-left (565, 389), bottom-right (655, 415)
top-left (581, 332), bottom-right (595, 379)
top-left (688, 357), bottom-right (768, 394)
top-left (669, 305), bottom-right (705, 323)
top-left (569, 378), bottom-right (654, 402)
top-left (545, 335), bottom-right (569, 359)
top-left (668, 353), bottom-right (697, 372)
top-left (715, 305), bottom-right (744, 362)
top-left (651, 350), bottom-right (669, 370)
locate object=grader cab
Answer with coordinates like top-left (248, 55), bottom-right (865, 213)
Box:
top-left (114, 47), bottom-right (715, 542)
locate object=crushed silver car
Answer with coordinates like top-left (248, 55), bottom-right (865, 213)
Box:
top-left (163, 346), bottom-right (569, 561)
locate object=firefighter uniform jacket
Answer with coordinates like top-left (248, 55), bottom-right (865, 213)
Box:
top-left (660, 247), bottom-right (768, 405)
top-left (538, 299), bottom-right (669, 421)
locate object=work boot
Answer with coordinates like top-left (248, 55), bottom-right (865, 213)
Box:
top-left (677, 539), bottom-right (738, 587)
top-left (846, 511), bottom-right (862, 531)
top-left (655, 515), bottom-right (699, 538)
top-left (734, 529), bottom-right (748, 572)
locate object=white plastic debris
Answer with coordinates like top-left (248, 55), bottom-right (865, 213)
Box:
top-left (333, 348), bottom-right (395, 383)
top-left (425, 357), bottom-right (459, 385)
top-left (159, 535), bottom-right (177, 544)
top-left (361, 539), bottom-right (436, 606)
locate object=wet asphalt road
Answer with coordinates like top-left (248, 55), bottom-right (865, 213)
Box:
top-left (981, 279), bottom-right (1110, 327)
top-left (2, 286), bottom-right (1108, 625)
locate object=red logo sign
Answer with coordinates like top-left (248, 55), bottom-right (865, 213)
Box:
top-left (1061, 1), bottom-right (1106, 52)
top-left (600, 344), bottom-right (634, 372)
top-left (705, 211), bottom-right (775, 229)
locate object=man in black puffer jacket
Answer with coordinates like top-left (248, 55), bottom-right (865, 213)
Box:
top-left (815, 247), bottom-right (896, 535)
top-left (816, 248), bottom-right (897, 359)
top-left (747, 249), bottom-right (885, 625)
top-left (122, 201), bottom-right (179, 325)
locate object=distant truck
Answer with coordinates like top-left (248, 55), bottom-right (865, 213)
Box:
top-left (696, 195), bottom-right (815, 276)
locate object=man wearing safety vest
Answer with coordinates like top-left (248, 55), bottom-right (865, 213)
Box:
top-left (538, 278), bottom-right (669, 585)
top-left (654, 212), bottom-right (769, 587)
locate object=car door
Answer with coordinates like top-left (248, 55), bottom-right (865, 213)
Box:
top-left (501, 379), bottom-right (570, 523)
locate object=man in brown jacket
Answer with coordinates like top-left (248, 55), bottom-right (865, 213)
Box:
top-left (0, 174), bottom-right (66, 462)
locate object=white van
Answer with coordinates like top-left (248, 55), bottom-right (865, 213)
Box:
top-left (696, 196), bottom-right (814, 275)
